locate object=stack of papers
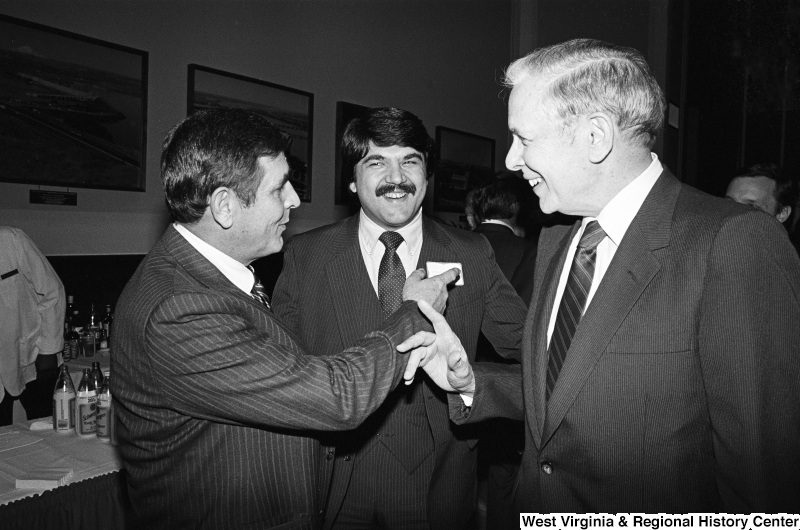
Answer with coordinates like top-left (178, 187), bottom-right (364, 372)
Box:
top-left (15, 468), bottom-right (74, 489)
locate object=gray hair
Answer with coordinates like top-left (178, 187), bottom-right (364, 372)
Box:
top-left (504, 38), bottom-right (665, 148)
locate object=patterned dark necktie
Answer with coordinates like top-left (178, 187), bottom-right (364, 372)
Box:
top-left (378, 231), bottom-right (406, 319)
top-left (248, 266), bottom-right (271, 310)
top-left (546, 220), bottom-right (607, 400)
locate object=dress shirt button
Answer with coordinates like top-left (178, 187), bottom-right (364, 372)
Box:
top-left (541, 462), bottom-right (553, 475)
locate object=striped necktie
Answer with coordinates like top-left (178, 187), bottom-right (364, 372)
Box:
top-left (546, 221), bottom-right (606, 400)
top-left (248, 266), bottom-right (271, 310)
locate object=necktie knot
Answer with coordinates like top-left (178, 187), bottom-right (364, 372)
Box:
top-left (577, 221), bottom-right (606, 251)
top-left (379, 231), bottom-right (404, 253)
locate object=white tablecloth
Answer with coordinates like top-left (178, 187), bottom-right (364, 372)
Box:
top-left (0, 419), bottom-right (122, 506)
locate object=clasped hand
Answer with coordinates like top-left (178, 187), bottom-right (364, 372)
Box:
top-left (398, 300), bottom-right (475, 396)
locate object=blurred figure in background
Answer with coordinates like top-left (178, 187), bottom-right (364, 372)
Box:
top-left (726, 163), bottom-right (796, 225)
top-left (0, 226), bottom-right (65, 426)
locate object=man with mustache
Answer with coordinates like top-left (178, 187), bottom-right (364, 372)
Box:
top-left (273, 107), bottom-right (527, 529)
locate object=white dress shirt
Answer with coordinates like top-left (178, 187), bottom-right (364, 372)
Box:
top-left (174, 223), bottom-right (256, 295)
top-left (546, 153), bottom-right (663, 345)
top-left (357, 208), bottom-right (424, 295)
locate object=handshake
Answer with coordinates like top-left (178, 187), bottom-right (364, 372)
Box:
top-left (398, 267), bottom-right (476, 397)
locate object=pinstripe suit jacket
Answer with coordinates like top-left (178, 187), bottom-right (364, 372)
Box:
top-left (272, 215), bottom-right (527, 530)
top-left (111, 226), bottom-right (433, 529)
top-left (451, 170), bottom-right (800, 513)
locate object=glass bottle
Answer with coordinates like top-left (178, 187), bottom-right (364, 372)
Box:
top-left (90, 362), bottom-right (104, 390)
top-left (82, 304), bottom-right (101, 357)
top-left (63, 295), bottom-right (74, 338)
top-left (63, 323), bottom-right (81, 362)
top-left (96, 374), bottom-right (112, 441)
top-left (52, 364), bottom-right (76, 433)
top-left (101, 304), bottom-right (114, 344)
top-left (75, 368), bottom-right (97, 436)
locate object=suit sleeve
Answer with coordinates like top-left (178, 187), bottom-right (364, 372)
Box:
top-left (144, 294), bottom-right (430, 433)
top-left (698, 211), bottom-right (800, 511)
top-left (447, 237), bottom-right (528, 423)
top-left (271, 241), bottom-right (299, 334)
top-left (476, 236), bottom-right (528, 362)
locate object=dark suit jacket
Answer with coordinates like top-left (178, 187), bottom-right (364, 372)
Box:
top-left (272, 215), bottom-right (527, 530)
top-left (451, 170), bottom-right (800, 512)
top-left (473, 223), bottom-right (532, 282)
top-left (111, 226), bottom-right (432, 529)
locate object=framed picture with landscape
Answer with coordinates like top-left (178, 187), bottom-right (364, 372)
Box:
top-left (433, 126), bottom-right (495, 213)
top-left (0, 15), bottom-right (148, 191)
top-left (188, 64), bottom-right (313, 202)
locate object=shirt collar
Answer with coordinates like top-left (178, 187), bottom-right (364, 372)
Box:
top-left (173, 223), bottom-right (255, 294)
top-left (358, 207), bottom-right (423, 255)
top-left (593, 153), bottom-right (663, 246)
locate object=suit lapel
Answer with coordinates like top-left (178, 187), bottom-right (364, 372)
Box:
top-left (325, 216), bottom-right (384, 347)
top-left (540, 170), bottom-right (680, 447)
top-left (418, 216), bottom-right (458, 268)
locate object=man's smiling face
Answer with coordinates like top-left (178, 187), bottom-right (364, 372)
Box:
top-left (350, 142), bottom-right (428, 230)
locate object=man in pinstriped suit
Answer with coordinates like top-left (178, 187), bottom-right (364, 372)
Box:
top-left (111, 108), bottom-right (458, 529)
top-left (404, 39), bottom-right (800, 515)
top-left (272, 107), bottom-right (528, 529)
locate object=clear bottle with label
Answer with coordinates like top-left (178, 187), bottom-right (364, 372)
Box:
top-left (75, 368), bottom-right (97, 436)
top-left (52, 364), bottom-right (76, 433)
top-left (96, 374), bottom-right (112, 441)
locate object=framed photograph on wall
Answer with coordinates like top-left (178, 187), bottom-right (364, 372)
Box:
top-left (0, 15), bottom-right (148, 191)
top-left (334, 101), bottom-right (369, 206)
top-left (188, 64), bottom-right (313, 202)
top-left (433, 126), bottom-right (495, 213)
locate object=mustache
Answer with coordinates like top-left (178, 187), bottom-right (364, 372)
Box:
top-left (375, 183), bottom-right (417, 197)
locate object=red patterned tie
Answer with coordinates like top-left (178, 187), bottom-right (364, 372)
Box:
top-left (546, 221), bottom-right (606, 400)
top-left (378, 231), bottom-right (406, 319)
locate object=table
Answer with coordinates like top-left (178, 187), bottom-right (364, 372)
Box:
top-left (0, 419), bottom-right (130, 529)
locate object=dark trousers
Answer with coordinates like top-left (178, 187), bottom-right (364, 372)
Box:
top-left (0, 356), bottom-right (59, 426)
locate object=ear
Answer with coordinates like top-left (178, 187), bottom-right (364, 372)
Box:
top-left (349, 181), bottom-right (357, 194)
top-left (208, 187), bottom-right (235, 229)
top-left (587, 112), bottom-right (614, 164)
top-left (777, 205), bottom-right (791, 224)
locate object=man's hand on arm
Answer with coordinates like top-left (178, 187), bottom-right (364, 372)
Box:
top-left (397, 300), bottom-right (475, 397)
top-left (402, 267), bottom-right (460, 314)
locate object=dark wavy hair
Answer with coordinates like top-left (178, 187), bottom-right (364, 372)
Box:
top-left (341, 107), bottom-right (437, 184)
top-left (161, 107), bottom-right (291, 223)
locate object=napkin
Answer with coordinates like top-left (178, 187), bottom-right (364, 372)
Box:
top-left (15, 467), bottom-right (74, 489)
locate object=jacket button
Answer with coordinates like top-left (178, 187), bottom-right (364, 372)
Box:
top-left (541, 462), bottom-right (553, 475)
top-left (344, 455), bottom-right (351, 461)
top-left (326, 451), bottom-right (334, 461)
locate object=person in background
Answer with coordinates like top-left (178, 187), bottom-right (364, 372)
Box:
top-left (111, 107), bottom-right (456, 529)
top-left (725, 163), bottom-right (796, 225)
top-left (272, 107), bottom-right (527, 530)
top-left (725, 162), bottom-right (800, 255)
top-left (0, 226), bottom-right (65, 426)
top-left (470, 176), bottom-right (536, 280)
top-left (404, 38), bottom-right (800, 514)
